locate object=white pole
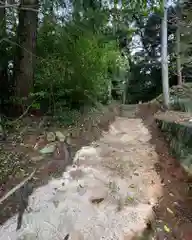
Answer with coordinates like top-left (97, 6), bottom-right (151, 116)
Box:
top-left (176, 0), bottom-right (182, 85)
top-left (161, 0), bottom-right (170, 108)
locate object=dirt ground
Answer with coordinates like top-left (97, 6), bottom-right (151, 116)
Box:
top-left (0, 103), bottom-right (120, 225)
top-left (137, 103), bottom-right (192, 240)
top-left (0, 102), bottom-right (192, 240)
top-left (0, 106), bottom-right (162, 240)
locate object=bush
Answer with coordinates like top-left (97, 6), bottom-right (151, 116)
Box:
top-left (34, 20), bottom-right (121, 112)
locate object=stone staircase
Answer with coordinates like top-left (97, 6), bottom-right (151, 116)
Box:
top-left (120, 104), bottom-right (138, 118)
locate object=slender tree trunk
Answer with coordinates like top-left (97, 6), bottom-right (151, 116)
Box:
top-left (176, 2), bottom-right (182, 85)
top-left (0, 0), bottom-right (9, 114)
top-left (0, 0), bottom-right (6, 138)
top-left (122, 82), bottom-right (127, 104)
top-left (176, 27), bottom-right (182, 85)
top-left (161, 0), bottom-right (169, 109)
top-left (14, 0), bottom-right (38, 102)
top-left (0, 0), bottom-right (6, 80)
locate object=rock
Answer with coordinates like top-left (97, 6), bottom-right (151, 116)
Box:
top-left (64, 234), bottom-right (70, 240)
top-left (69, 169), bottom-right (84, 180)
top-left (77, 184), bottom-right (87, 196)
top-left (55, 131), bottom-right (66, 142)
top-left (89, 186), bottom-right (108, 203)
top-left (39, 143), bottom-right (56, 154)
top-left (46, 132), bottom-right (56, 142)
top-left (31, 155), bottom-right (44, 162)
top-left (17, 232), bottom-right (37, 240)
top-left (53, 200), bottom-right (59, 208)
top-left (69, 230), bottom-right (84, 240)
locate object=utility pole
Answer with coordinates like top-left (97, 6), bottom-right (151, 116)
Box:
top-left (161, 0), bottom-right (170, 109)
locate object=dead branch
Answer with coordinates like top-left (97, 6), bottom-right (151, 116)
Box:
top-left (0, 0), bottom-right (39, 12)
top-left (0, 169), bottom-right (36, 204)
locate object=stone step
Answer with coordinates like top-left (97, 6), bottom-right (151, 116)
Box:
top-left (121, 104), bottom-right (138, 110)
top-left (120, 110), bottom-right (137, 118)
top-left (120, 104), bottom-right (138, 118)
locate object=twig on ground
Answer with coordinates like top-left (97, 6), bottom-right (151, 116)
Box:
top-left (8, 104), bottom-right (33, 125)
top-left (6, 96), bottom-right (41, 127)
top-left (0, 169), bottom-right (36, 204)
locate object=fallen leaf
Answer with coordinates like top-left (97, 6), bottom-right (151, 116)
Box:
top-left (164, 225), bottom-right (170, 233)
top-left (34, 143), bottom-right (39, 150)
top-left (173, 201), bottom-right (180, 206)
top-left (166, 207), bottom-right (174, 215)
top-left (169, 192), bottom-right (174, 197)
top-left (127, 196), bottom-right (134, 202)
top-left (91, 197), bottom-right (104, 204)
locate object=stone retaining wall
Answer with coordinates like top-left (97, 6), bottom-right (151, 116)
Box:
top-left (155, 111), bottom-right (192, 175)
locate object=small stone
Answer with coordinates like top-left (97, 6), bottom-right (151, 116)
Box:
top-left (17, 232), bottom-right (37, 240)
top-left (55, 131), bottom-right (66, 142)
top-left (89, 187), bottom-right (108, 203)
top-left (77, 185), bottom-right (86, 196)
top-left (69, 231), bottom-right (84, 240)
top-left (53, 200), bottom-right (59, 208)
top-left (31, 155), bottom-right (44, 162)
top-left (46, 132), bottom-right (56, 142)
top-left (133, 172), bottom-right (139, 176)
top-left (70, 169), bottom-right (84, 179)
top-left (39, 143), bottom-right (56, 154)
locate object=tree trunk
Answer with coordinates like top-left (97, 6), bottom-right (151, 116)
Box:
top-left (161, 0), bottom-right (170, 109)
top-left (14, 0), bottom-right (38, 102)
top-left (176, 1), bottom-right (182, 85)
top-left (176, 27), bottom-right (182, 85)
top-left (0, 0), bottom-right (8, 114)
top-left (0, 0), bottom-right (7, 138)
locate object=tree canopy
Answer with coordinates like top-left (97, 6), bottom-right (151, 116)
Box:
top-left (0, 0), bottom-right (191, 117)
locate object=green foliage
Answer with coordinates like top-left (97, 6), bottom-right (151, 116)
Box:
top-left (53, 108), bottom-right (81, 126)
top-left (35, 20), bottom-right (121, 111)
top-left (1, 0), bottom-right (154, 116)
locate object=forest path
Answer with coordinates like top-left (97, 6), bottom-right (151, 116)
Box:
top-left (0, 110), bottom-right (162, 240)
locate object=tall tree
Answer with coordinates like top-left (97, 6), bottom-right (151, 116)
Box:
top-left (176, 1), bottom-right (182, 85)
top-left (178, 0), bottom-right (192, 82)
top-left (0, 0), bottom-right (8, 113)
top-left (14, 0), bottom-right (39, 103)
top-left (161, 0), bottom-right (170, 108)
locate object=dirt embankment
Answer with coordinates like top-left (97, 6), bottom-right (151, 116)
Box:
top-left (137, 103), bottom-right (192, 240)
